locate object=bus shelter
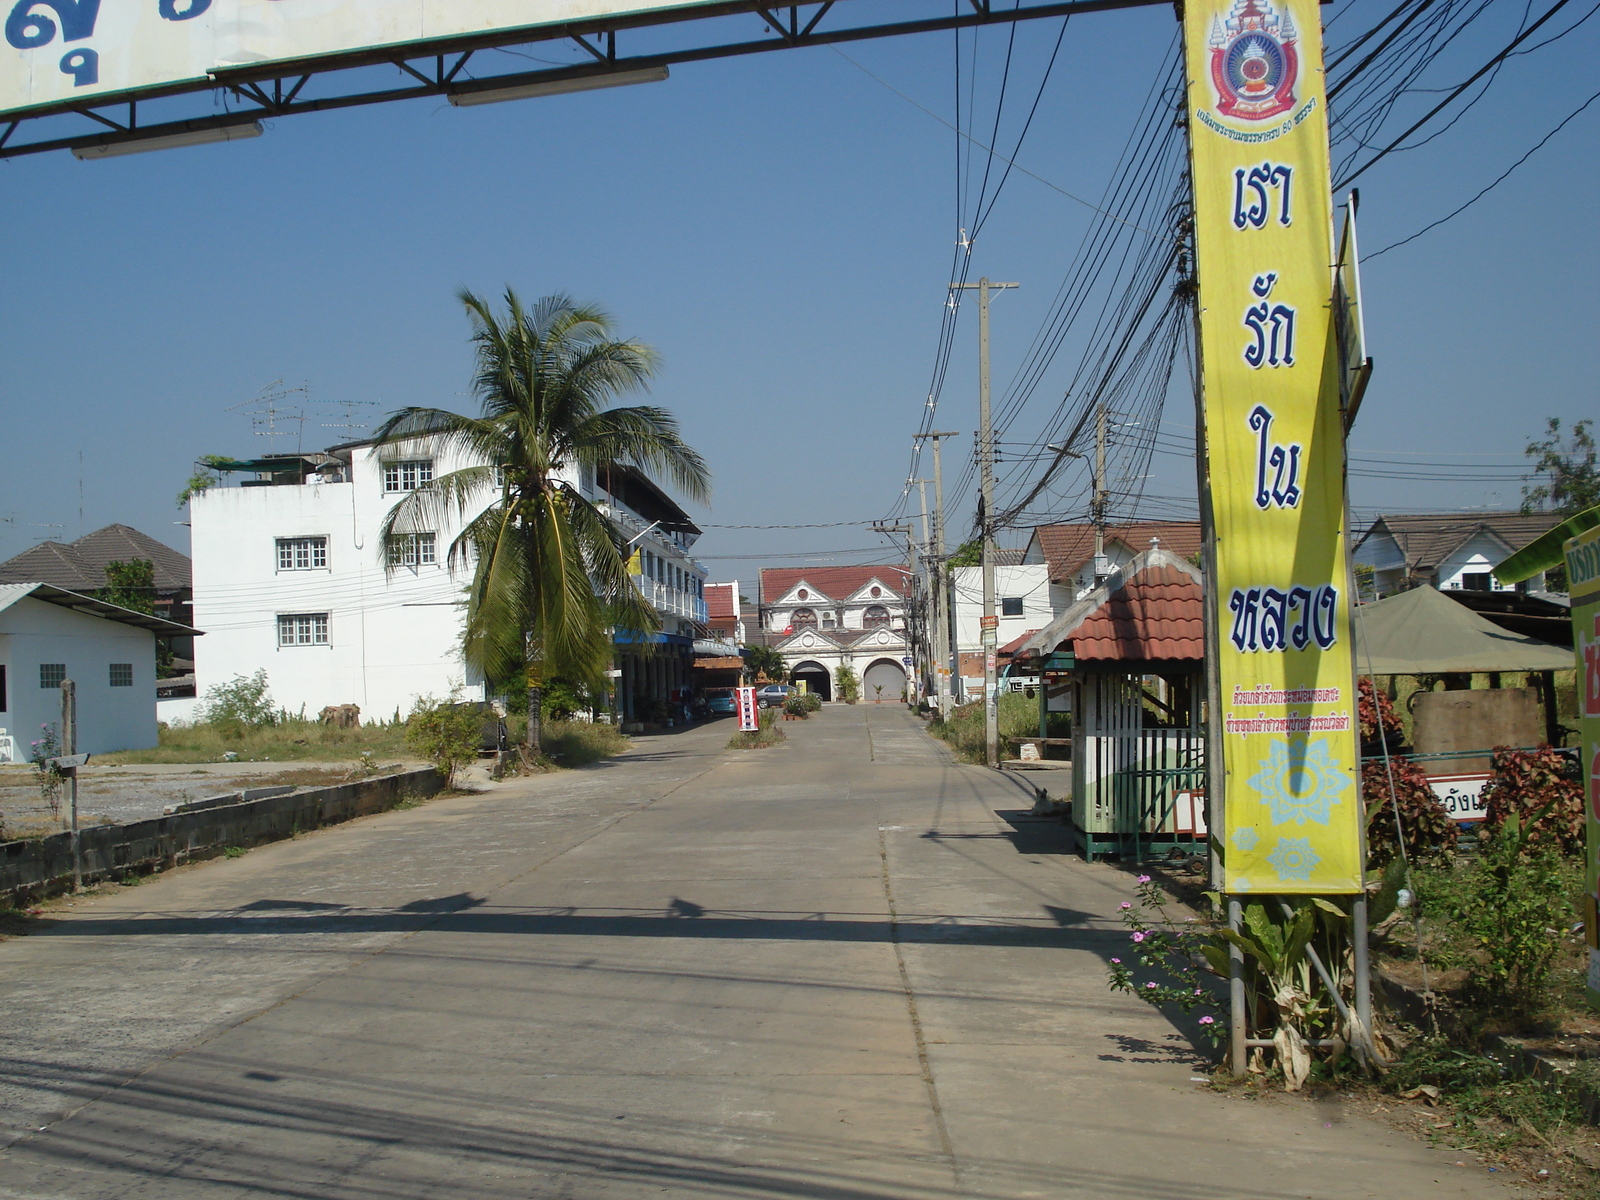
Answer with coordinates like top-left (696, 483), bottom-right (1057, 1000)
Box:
top-left (1014, 548), bottom-right (1207, 861)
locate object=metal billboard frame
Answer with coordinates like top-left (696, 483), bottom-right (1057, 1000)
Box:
top-left (1, 0), bottom-right (1168, 160)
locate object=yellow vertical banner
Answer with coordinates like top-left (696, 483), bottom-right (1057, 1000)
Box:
top-left (1566, 526), bottom-right (1600, 1005)
top-left (1184, 0), bottom-right (1362, 893)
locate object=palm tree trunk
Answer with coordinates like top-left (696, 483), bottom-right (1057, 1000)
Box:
top-left (526, 684), bottom-right (542, 755)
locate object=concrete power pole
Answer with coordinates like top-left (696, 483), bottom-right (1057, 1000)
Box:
top-left (914, 430), bottom-right (959, 715)
top-left (954, 277), bottom-right (1017, 768)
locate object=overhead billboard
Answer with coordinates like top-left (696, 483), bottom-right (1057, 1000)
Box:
top-left (1183, 0), bottom-right (1363, 893)
top-left (0, 0), bottom-right (709, 117)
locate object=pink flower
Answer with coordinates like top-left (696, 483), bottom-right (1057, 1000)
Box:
top-left (1194, 988), bottom-right (1202, 995)
top-left (1199, 1016), bottom-right (1215, 1025)
top-left (1110, 958), bottom-right (1121, 964)
top-left (1119, 902), bottom-right (1132, 910)
top-left (1131, 931), bottom-right (1146, 943)
top-left (1145, 982), bottom-right (1158, 989)
top-left (1136, 875), bottom-right (1151, 884)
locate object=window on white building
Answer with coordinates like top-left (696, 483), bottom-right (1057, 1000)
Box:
top-left (1001, 597), bottom-right (1025, 616)
top-left (1460, 572), bottom-right (1493, 591)
top-left (388, 532), bottom-right (438, 567)
top-left (109, 663), bottom-right (133, 687)
top-left (276, 536), bottom-right (328, 571)
top-left (278, 613), bottom-right (330, 647)
top-left (864, 605), bottom-right (891, 629)
top-left (382, 460), bottom-right (433, 492)
top-left (40, 663), bottom-right (65, 689)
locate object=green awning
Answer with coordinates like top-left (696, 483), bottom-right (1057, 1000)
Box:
top-left (1353, 585), bottom-right (1573, 675)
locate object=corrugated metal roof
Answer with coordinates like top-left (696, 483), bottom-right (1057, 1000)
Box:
top-left (1018, 549), bottom-right (1203, 662)
top-left (0, 582), bottom-right (202, 636)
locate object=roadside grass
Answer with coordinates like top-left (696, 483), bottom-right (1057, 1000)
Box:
top-left (98, 718), bottom-right (413, 765)
top-left (728, 708), bottom-right (785, 750)
top-left (927, 693), bottom-right (1049, 764)
top-left (539, 720), bottom-right (630, 766)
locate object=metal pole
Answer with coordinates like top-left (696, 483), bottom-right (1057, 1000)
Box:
top-left (1229, 897), bottom-right (1247, 1075)
top-left (62, 679), bottom-right (81, 893)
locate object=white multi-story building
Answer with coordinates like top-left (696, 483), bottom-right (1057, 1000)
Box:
top-left (188, 440), bottom-right (719, 724)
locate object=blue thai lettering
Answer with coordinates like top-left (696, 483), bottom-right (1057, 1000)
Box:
top-left (5, 0), bottom-right (99, 48)
top-left (58, 44), bottom-right (94, 83)
top-left (1229, 583), bottom-right (1338, 653)
top-left (1232, 162), bottom-right (1293, 229)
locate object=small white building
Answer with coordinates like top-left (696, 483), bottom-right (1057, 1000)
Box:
top-left (0, 583), bottom-right (196, 763)
top-left (189, 440), bottom-right (716, 724)
top-left (950, 562), bottom-right (1066, 696)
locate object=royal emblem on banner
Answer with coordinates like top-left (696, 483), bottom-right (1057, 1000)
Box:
top-left (1208, 0), bottom-right (1299, 121)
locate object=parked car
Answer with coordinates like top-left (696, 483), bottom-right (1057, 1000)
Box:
top-left (756, 684), bottom-right (793, 708)
top-left (705, 688), bottom-right (736, 716)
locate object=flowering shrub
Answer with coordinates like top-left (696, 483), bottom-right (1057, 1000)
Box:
top-left (1479, 746), bottom-right (1583, 855)
top-left (27, 723), bottom-right (64, 816)
top-left (1106, 875), bottom-right (1226, 1050)
top-left (1362, 756), bottom-right (1455, 866)
top-left (1357, 677), bottom-right (1403, 748)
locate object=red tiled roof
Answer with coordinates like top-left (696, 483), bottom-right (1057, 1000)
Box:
top-left (1029, 522), bottom-right (1201, 583)
top-left (760, 565), bottom-right (909, 604)
top-left (998, 630), bottom-right (1041, 656)
top-left (704, 582), bottom-right (738, 621)
top-left (1069, 565), bottom-right (1203, 661)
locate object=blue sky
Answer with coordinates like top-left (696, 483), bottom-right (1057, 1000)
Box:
top-left (2, 0), bottom-right (1596, 588)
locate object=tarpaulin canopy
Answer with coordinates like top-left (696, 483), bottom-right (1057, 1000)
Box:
top-left (1353, 585), bottom-right (1573, 675)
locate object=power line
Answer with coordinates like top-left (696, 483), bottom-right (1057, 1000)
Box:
top-left (1364, 82), bottom-right (1600, 258)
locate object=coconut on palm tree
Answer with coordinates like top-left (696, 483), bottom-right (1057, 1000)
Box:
top-left (374, 288), bottom-right (710, 754)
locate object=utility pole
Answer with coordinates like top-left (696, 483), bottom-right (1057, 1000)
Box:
top-left (914, 430), bottom-right (960, 715)
top-left (1094, 401), bottom-right (1108, 575)
top-left (914, 480), bottom-right (934, 704)
top-left (873, 520), bottom-right (916, 700)
top-left (954, 277), bottom-right (1017, 768)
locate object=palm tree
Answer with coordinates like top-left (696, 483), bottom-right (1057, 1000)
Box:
top-left (375, 288), bottom-right (710, 754)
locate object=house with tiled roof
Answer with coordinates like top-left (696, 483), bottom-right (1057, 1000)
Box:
top-left (0, 525), bottom-right (196, 672)
top-left (1021, 521), bottom-right (1202, 598)
top-left (758, 565), bottom-right (913, 702)
top-left (1352, 511), bottom-right (1567, 598)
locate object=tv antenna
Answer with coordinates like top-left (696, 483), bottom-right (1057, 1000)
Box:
top-left (319, 398), bottom-right (377, 444)
top-left (227, 380), bottom-right (309, 450)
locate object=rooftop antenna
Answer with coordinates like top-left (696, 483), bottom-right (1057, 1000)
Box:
top-left (227, 379), bottom-right (309, 452)
top-left (320, 398), bottom-right (377, 445)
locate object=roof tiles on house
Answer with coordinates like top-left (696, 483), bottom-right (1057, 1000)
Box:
top-left (0, 524), bottom-right (191, 593)
top-left (1029, 521), bottom-right (1201, 583)
top-left (1070, 566), bottom-right (1204, 661)
top-left (704, 582), bottom-right (738, 621)
top-left (1354, 511), bottom-right (1565, 573)
top-left (759, 565), bottom-right (909, 604)
top-left (1017, 549), bottom-right (1204, 663)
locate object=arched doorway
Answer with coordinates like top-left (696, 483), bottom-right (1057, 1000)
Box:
top-left (790, 660), bottom-right (832, 701)
top-left (862, 659), bottom-right (906, 704)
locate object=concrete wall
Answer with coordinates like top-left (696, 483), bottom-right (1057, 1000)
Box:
top-left (0, 766), bottom-right (442, 903)
top-left (0, 596), bottom-right (157, 763)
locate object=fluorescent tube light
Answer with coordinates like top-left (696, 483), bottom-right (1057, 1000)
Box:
top-left (73, 121), bottom-right (263, 160)
top-left (450, 66), bottom-right (668, 107)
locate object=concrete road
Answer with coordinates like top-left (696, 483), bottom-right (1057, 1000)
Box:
top-left (0, 706), bottom-right (1504, 1199)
